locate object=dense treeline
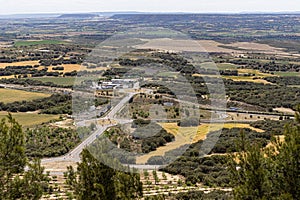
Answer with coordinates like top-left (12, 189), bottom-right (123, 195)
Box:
top-left (264, 76), bottom-right (300, 85)
top-left (0, 78), bottom-right (72, 88)
top-left (228, 59), bottom-right (300, 72)
top-left (0, 94), bottom-right (72, 114)
top-left (25, 125), bottom-right (94, 158)
top-left (225, 79), bottom-right (300, 110)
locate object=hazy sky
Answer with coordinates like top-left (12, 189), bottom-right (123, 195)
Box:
top-left (0, 0), bottom-right (299, 15)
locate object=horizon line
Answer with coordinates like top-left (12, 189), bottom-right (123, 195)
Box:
top-left (0, 10), bottom-right (300, 16)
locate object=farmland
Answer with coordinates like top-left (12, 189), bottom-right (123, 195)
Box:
top-left (0, 61), bottom-right (40, 68)
top-left (0, 88), bottom-right (50, 103)
top-left (0, 111), bottom-right (59, 127)
top-left (0, 12), bottom-right (299, 199)
top-left (136, 123), bottom-right (264, 164)
top-left (28, 77), bottom-right (76, 86)
top-left (14, 40), bottom-right (66, 47)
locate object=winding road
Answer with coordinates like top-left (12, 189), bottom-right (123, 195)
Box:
top-left (42, 92), bottom-right (136, 164)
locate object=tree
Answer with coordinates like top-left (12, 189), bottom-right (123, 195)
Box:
top-left (65, 149), bottom-right (143, 200)
top-left (0, 114), bottom-right (49, 199)
top-left (267, 105), bottom-right (300, 199)
top-left (9, 159), bottom-right (50, 200)
top-left (0, 113), bottom-right (26, 174)
top-left (229, 106), bottom-right (300, 200)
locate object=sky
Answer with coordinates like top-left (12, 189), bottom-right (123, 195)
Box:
top-left (0, 0), bottom-right (299, 15)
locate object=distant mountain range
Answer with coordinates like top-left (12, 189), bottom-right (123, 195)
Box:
top-left (0, 11), bottom-right (299, 19)
top-left (0, 12), bottom-right (142, 19)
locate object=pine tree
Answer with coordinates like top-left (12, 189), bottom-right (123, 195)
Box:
top-left (65, 149), bottom-right (143, 200)
top-left (229, 107), bottom-right (300, 200)
top-left (0, 114), bottom-right (50, 199)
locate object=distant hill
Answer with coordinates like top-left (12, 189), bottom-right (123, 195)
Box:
top-left (58, 13), bottom-right (99, 18)
top-left (0, 13), bottom-right (60, 19)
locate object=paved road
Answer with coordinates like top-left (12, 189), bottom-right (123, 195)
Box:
top-left (42, 92), bottom-right (136, 164)
top-left (41, 90), bottom-right (282, 172)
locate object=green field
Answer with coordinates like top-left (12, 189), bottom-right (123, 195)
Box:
top-left (29, 76), bottom-right (98, 86)
top-left (274, 72), bottom-right (300, 77)
top-left (0, 88), bottom-right (50, 103)
top-left (136, 123), bottom-right (264, 164)
top-left (0, 112), bottom-right (59, 127)
top-left (200, 62), bottom-right (238, 70)
top-left (29, 77), bottom-right (76, 86)
top-left (14, 40), bottom-right (66, 47)
top-left (217, 63), bottom-right (238, 70)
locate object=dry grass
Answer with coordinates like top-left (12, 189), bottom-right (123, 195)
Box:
top-left (223, 76), bottom-right (272, 84)
top-left (0, 111), bottom-right (59, 127)
top-left (42, 161), bottom-right (77, 173)
top-left (222, 42), bottom-right (286, 54)
top-left (136, 38), bottom-right (200, 52)
top-left (136, 123), bottom-right (264, 164)
top-left (274, 107), bottom-right (295, 115)
top-left (222, 68), bottom-right (275, 84)
top-left (0, 75), bottom-right (15, 79)
top-left (0, 61), bottom-right (40, 68)
top-left (266, 135), bottom-right (285, 149)
top-left (197, 40), bottom-right (240, 53)
top-left (0, 88), bottom-right (50, 103)
top-left (43, 64), bottom-right (107, 73)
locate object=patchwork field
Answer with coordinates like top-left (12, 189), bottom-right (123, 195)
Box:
top-left (199, 62), bottom-right (238, 70)
top-left (0, 88), bottom-right (50, 103)
top-left (45, 64), bottom-right (106, 73)
top-left (14, 40), bottom-right (66, 47)
top-left (222, 42), bottom-right (286, 54)
top-left (1, 61), bottom-right (106, 74)
top-left (222, 69), bottom-right (275, 84)
top-left (0, 60), bottom-right (40, 68)
top-left (136, 123), bottom-right (264, 164)
top-left (29, 77), bottom-right (76, 86)
top-left (274, 71), bottom-right (300, 77)
top-left (29, 76), bottom-right (99, 86)
top-left (222, 76), bottom-right (272, 84)
top-left (0, 111), bottom-right (59, 127)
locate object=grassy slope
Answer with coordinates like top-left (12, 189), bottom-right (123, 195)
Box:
top-left (136, 123), bottom-right (264, 164)
top-left (0, 88), bottom-right (50, 103)
top-left (14, 40), bottom-right (65, 47)
top-left (0, 111), bottom-right (59, 127)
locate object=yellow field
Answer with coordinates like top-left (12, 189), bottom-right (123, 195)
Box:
top-left (0, 112), bottom-right (59, 127)
top-left (222, 68), bottom-right (275, 84)
top-left (1, 60), bottom-right (107, 74)
top-left (38, 64), bottom-right (108, 73)
top-left (223, 76), bottom-right (272, 84)
top-left (136, 123), bottom-right (264, 164)
top-left (0, 88), bottom-right (50, 103)
top-left (0, 75), bottom-right (15, 79)
top-left (0, 61), bottom-right (40, 68)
